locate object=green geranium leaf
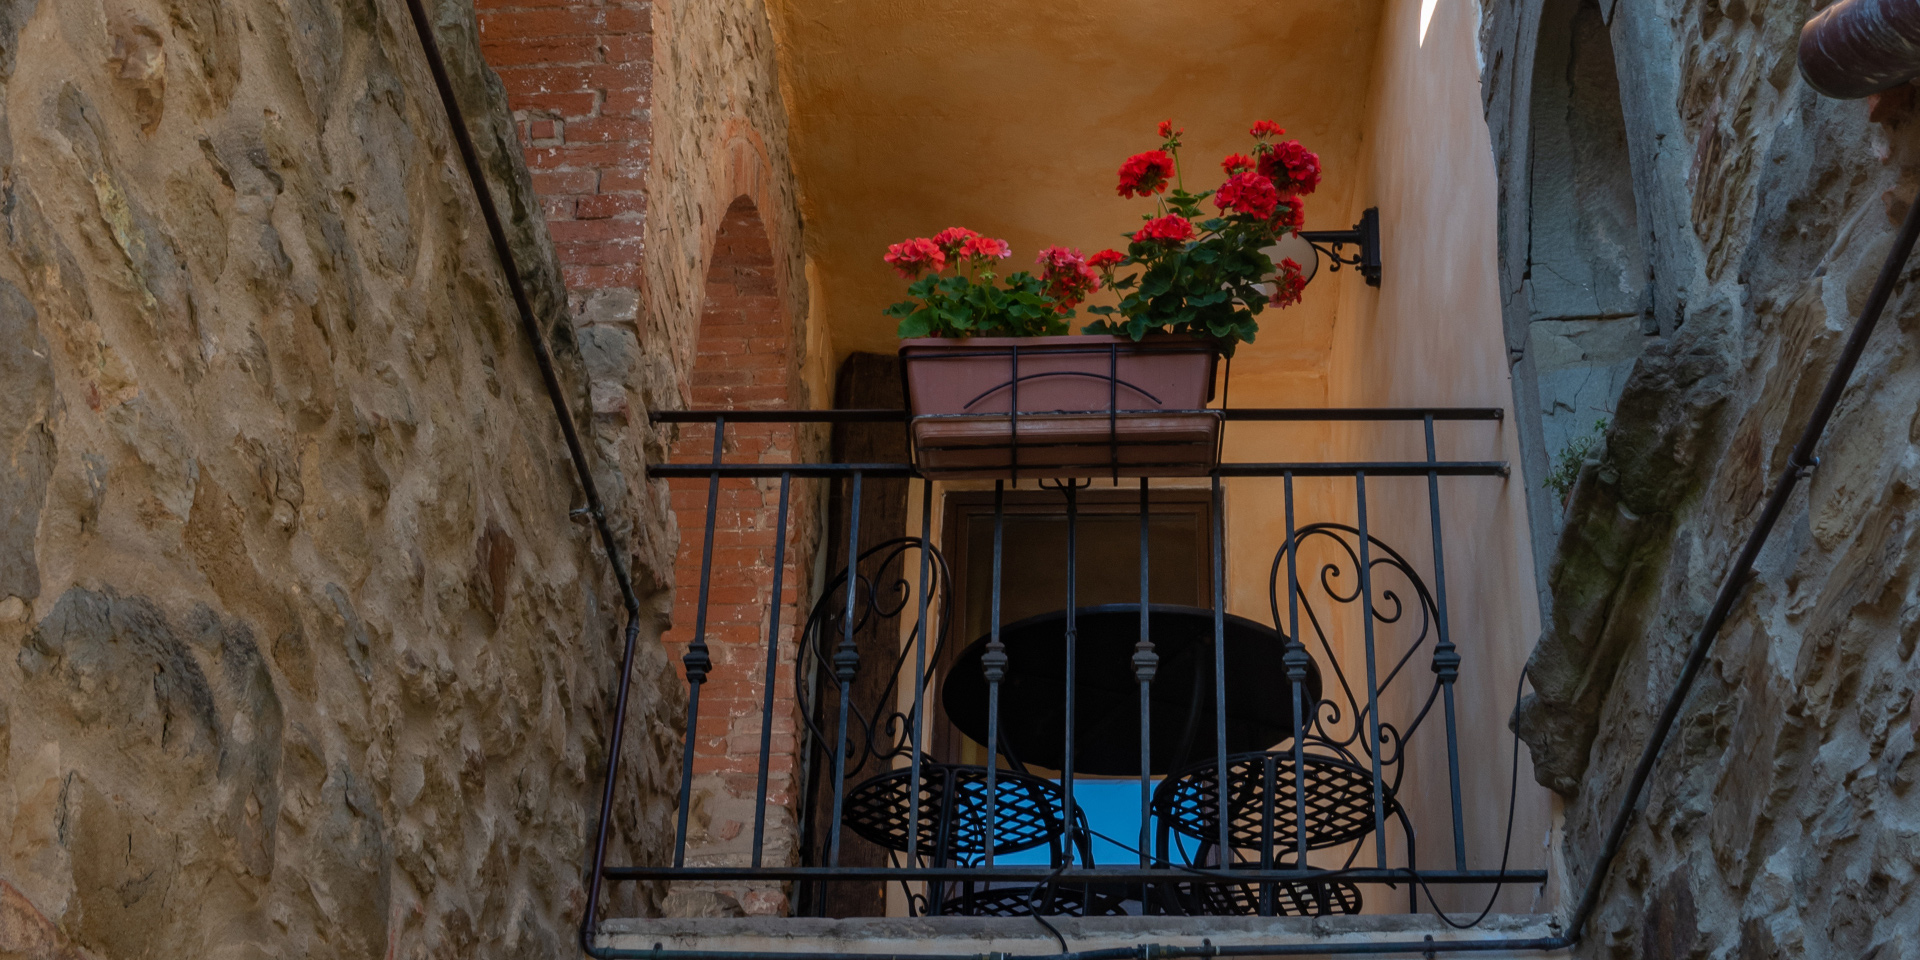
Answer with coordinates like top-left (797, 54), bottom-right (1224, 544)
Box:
top-left (898, 312), bottom-right (932, 338)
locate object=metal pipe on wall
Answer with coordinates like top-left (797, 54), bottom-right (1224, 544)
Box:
top-left (1800, 0), bottom-right (1920, 98)
top-left (393, 1), bottom-right (646, 953)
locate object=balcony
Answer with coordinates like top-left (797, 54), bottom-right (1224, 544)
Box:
top-left (585, 404), bottom-right (1557, 957)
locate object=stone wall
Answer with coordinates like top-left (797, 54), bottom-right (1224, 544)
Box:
top-left (0, 0), bottom-right (685, 955)
top-left (476, 0), bottom-right (818, 919)
top-left (474, 0), bottom-right (677, 586)
top-left (1483, 0), bottom-right (1920, 955)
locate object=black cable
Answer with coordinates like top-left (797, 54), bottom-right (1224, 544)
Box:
top-left (1029, 865), bottom-right (1072, 953)
top-left (1071, 679), bottom-right (1530, 929)
top-left (1410, 669), bottom-right (1527, 929)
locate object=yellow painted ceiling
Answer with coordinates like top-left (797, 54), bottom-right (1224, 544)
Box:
top-left (764, 0), bottom-right (1389, 393)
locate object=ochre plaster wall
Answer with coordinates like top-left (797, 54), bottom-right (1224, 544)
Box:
top-left (1320, 0), bottom-right (1554, 912)
top-left (762, 0), bottom-right (1384, 403)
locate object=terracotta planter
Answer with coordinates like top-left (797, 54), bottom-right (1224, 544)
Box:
top-left (899, 334), bottom-right (1222, 479)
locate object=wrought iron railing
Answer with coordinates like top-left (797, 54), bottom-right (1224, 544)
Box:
top-left (600, 407), bottom-right (1543, 923)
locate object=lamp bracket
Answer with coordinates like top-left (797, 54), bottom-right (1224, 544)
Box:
top-left (1299, 207), bottom-right (1382, 287)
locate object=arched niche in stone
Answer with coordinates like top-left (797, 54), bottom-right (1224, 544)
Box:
top-left (1523, 0), bottom-right (1651, 493)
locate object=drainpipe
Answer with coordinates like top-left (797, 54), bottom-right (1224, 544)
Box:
top-left (393, 0), bottom-right (647, 954)
top-left (1800, 0), bottom-right (1920, 98)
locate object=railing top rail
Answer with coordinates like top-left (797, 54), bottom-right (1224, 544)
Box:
top-left (648, 407), bottom-right (1505, 424)
top-left (647, 461), bottom-right (1509, 479)
top-left (651, 409), bottom-right (907, 423)
top-left (602, 866), bottom-right (1550, 885)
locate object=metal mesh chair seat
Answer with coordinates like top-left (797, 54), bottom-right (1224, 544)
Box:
top-left (1154, 750), bottom-right (1379, 851)
top-left (940, 884), bottom-right (1130, 917)
top-left (1163, 877), bottom-right (1362, 916)
top-left (841, 763), bottom-right (1068, 860)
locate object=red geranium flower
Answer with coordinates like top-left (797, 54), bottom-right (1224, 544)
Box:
top-left (1087, 248), bottom-right (1125, 268)
top-left (1132, 214), bottom-right (1195, 245)
top-left (1158, 119), bottom-right (1183, 140)
top-left (1117, 150), bottom-right (1177, 198)
top-left (1250, 120), bottom-right (1285, 139)
top-left (1259, 141), bottom-right (1322, 195)
top-left (1221, 153), bottom-right (1257, 174)
top-left (1036, 246), bottom-right (1100, 312)
top-left (960, 235), bottom-right (1012, 260)
top-left (1271, 195), bottom-right (1305, 232)
top-left (884, 237), bottom-right (946, 279)
top-left (1214, 171), bottom-right (1280, 220)
top-left (1269, 257), bottom-right (1307, 309)
top-left (930, 227), bottom-right (982, 257)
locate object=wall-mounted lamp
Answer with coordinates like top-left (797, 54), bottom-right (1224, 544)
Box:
top-left (1264, 207), bottom-right (1383, 288)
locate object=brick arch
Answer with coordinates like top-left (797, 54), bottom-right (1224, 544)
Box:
top-left (682, 195), bottom-right (799, 409)
top-left (662, 195), bottom-right (813, 914)
top-left (671, 123), bottom-right (807, 399)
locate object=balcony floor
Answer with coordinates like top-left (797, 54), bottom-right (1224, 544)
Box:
top-left (600, 912), bottom-right (1565, 958)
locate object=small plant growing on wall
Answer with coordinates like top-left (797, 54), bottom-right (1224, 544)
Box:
top-left (1545, 418), bottom-right (1609, 502)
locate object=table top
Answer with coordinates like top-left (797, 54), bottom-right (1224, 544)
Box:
top-left (939, 604), bottom-right (1324, 776)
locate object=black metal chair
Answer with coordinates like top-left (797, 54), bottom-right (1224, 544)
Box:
top-left (840, 763), bottom-right (1074, 864)
top-left (839, 761), bottom-right (1122, 916)
top-left (1150, 749), bottom-right (1375, 916)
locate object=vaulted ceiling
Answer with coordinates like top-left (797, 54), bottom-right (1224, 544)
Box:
top-left (764, 0), bottom-right (1390, 398)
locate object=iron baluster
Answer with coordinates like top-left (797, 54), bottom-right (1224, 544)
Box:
top-left (674, 416), bottom-right (725, 867)
top-left (1259, 752), bottom-right (1278, 916)
top-left (907, 480), bottom-right (934, 879)
top-left (1210, 475), bottom-right (1231, 863)
top-left (827, 472), bottom-right (864, 867)
top-left (1062, 480), bottom-right (1080, 856)
top-left (750, 472), bottom-right (793, 867)
top-left (1135, 477), bottom-right (1157, 872)
top-left (983, 481), bottom-right (1007, 868)
top-left (1425, 415), bottom-right (1468, 870)
top-left (1281, 474), bottom-right (1312, 873)
top-left (1354, 472), bottom-right (1389, 866)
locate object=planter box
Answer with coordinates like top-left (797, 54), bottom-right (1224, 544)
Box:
top-left (900, 335), bottom-right (1222, 479)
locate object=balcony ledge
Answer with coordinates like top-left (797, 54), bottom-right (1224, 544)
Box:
top-left (599, 912), bottom-right (1565, 958)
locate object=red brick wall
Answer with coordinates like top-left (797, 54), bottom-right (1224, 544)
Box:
top-left (661, 198), bottom-right (811, 913)
top-left (476, 0), bottom-right (652, 298)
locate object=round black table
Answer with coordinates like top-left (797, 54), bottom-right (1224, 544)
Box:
top-left (939, 604), bottom-right (1323, 776)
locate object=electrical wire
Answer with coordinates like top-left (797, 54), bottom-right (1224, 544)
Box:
top-left (1409, 668), bottom-right (1527, 929)
top-left (1065, 680), bottom-right (1532, 931)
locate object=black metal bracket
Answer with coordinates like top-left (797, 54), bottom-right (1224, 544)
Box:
top-left (1299, 207), bottom-right (1382, 287)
